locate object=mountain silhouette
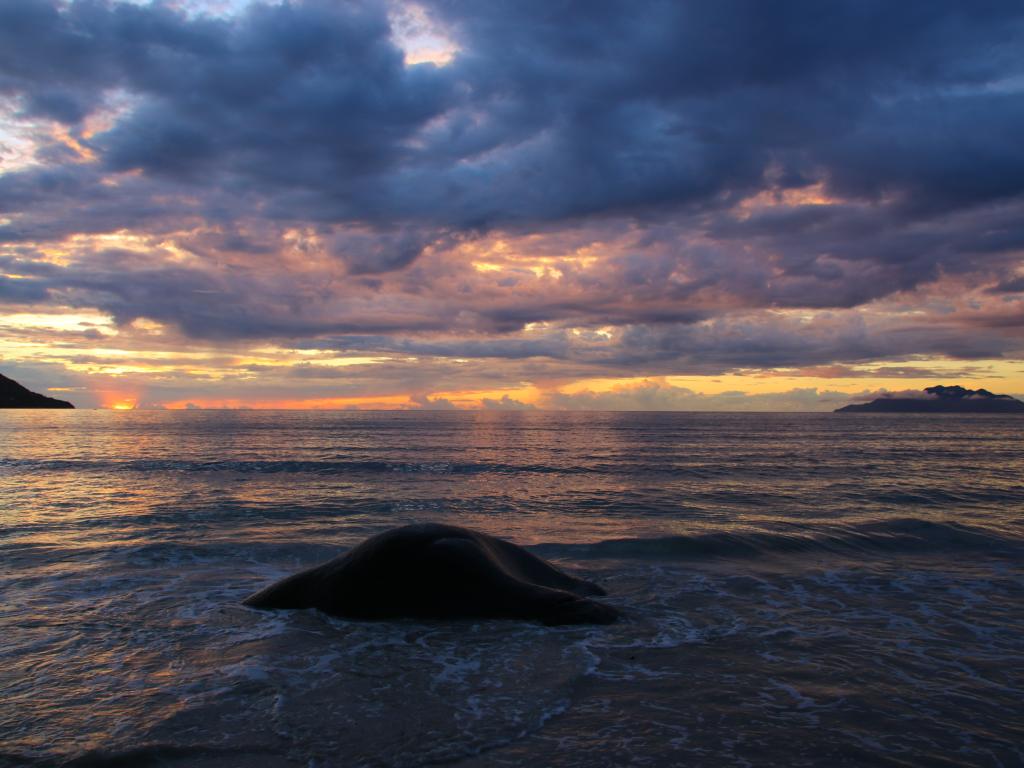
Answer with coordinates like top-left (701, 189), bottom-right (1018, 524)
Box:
top-left (0, 373), bottom-right (75, 408)
top-left (836, 385), bottom-right (1024, 413)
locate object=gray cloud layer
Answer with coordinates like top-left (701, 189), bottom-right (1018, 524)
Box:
top-left (1, 0), bottom-right (1023, 377)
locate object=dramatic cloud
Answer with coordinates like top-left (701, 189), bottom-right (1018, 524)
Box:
top-left (1, 0), bottom-right (1023, 407)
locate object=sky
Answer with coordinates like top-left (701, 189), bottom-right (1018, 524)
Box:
top-left (1, 0), bottom-right (1023, 410)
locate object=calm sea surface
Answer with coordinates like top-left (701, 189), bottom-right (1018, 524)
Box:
top-left (2, 411), bottom-right (1023, 767)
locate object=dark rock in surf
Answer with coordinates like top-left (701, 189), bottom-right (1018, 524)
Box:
top-left (0, 372), bottom-right (74, 408)
top-left (835, 385), bottom-right (1024, 413)
top-left (243, 523), bottom-right (619, 625)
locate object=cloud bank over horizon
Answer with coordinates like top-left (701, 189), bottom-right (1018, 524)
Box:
top-left (1, 0), bottom-right (1023, 408)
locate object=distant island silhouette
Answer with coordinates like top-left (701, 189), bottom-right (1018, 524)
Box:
top-left (0, 372), bottom-right (75, 408)
top-left (836, 385), bottom-right (1024, 413)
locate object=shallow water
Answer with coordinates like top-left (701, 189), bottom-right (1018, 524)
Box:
top-left (1, 411), bottom-right (1022, 766)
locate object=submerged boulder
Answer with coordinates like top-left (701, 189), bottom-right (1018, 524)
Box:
top-left (244, 523), bottom-right (619, 625)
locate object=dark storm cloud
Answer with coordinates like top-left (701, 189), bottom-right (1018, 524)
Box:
top-left (699, 200), bottom-right (1024, 310)
top-left (988, 276), bottom-right (1024, 294)
top-left (3, 0), bottom-right (1022, 227)
top-left (305, 333), bottom-right (574, 360)
top-left (605, 317), bottom-right (1023, 372)
top-left (414, 0), bottom-right (1024, 220)
top-left (0, 275), bottom-right (49, 302)
top-left (300, 306), bottom-right (1024, 377)
top-left (2, 0), bottom-right (1024, 371)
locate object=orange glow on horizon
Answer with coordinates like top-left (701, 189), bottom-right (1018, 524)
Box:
top-left (70, 365), bottom-right (1024, 412)
top-left (161, 394), bottom-right (414, 410)
top-left (98, 391), bottom-right (139, 410)
top-left (156, 386), bottom-right (542, 411)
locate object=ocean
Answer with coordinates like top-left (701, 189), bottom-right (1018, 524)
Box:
top-left (1, 410), bottom-right (1022, 767)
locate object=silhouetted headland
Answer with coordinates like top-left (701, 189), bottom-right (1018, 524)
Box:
top-left (0, 372), bottom-right (74, 408)
top-left (836, 385), bottom-right (1024, 413)
top-left (244, 523), bottom-right (619, 625)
